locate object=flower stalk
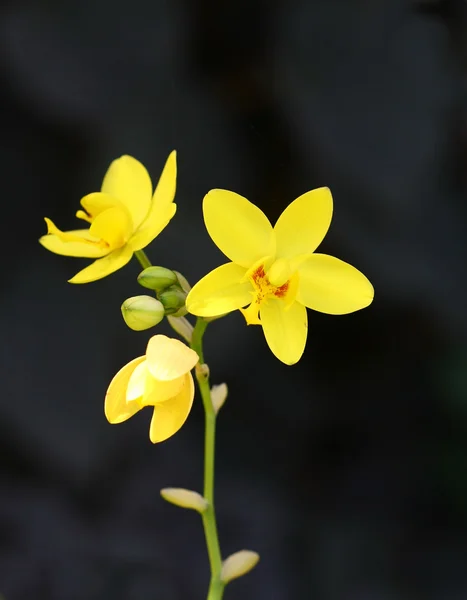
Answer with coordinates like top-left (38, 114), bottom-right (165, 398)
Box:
top-left (191, 318), bottom-right (225, 600)
top-left (135, 249), bottom-right (152, 270)
top-left (135, 250), bottom-right (224, 599)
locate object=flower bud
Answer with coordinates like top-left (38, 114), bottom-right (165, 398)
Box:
top-left (121, 295), bottom-right (165, 331)
top-left (137, 266), bottom-right (178, 292)
top-left (211, 383), bottom-right (228, 414)
top-left (173, 271), bottom-right (191, 294)
top-left (221, 550), bottom-right (260, 584)
top-left (159, 285), bottom-right (187, 315)
top-left (167, 315), bottom-right (194, 343)
top-left (160, 488), bottom-right (208, 513)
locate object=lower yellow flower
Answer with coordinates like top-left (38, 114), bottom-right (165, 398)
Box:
top-left (105, 335), bottom-right (199, 443)
top-left (39, 152), bottom-right (177, 283)
top-left (186, 188), bottom-right (374, 365)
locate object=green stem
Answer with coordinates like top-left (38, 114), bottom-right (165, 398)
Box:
top-left (191, 318), bottom-right (225, 600)
top-left (134, 249), bottom-right (224, 598)
top-left (134, 249), bottom-right (152, 270)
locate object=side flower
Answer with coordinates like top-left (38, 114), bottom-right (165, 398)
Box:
top-left (186, 188), bottom-right (374, 365)
top-left (105, 335), bottom-right (199, 443)
top-left (39, 152), bottom-right (177, 283)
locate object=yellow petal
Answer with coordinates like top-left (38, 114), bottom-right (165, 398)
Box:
top-left (79, 192), bottom-right (122, 220)
top-left (129, 202), bottom-right (176, 251)
top-left (260, 299), bottom-right (308, 365)
top-left (101, 155), bottom-right (152, 229)
top-left (126, 360), bottom-right (148, 401)
top-left (126, 360), bottom-right (185, 405)
top-left (104, 356), bottom-right (146, 423)
top-left (274, 188), bottom-right (333, 258)
top-left (39, 225), bottom-right (109, 258)
top-left (145, 335), bottom-right (199, 381)
top-left (203, 190), bottom-right (275, 268)
top-left (142, 373), bottom-right (185, 406)
top-left (68, 245), bottom-right (134, 284)
top-left (89, 206), bottom-right (133, 250)
top-left (151, 150), bottom-right (177, 212)
top-left (297, 254), bottom-right (374, 314)
top-left (186, 263), bottom-right (251, 317)
top-left (127, 151), bottom-right (177, 251)
top-left (149, 373), bottom-right (194, 443)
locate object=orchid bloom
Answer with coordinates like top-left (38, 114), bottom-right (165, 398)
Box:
top-left (39, 152), bottom-right (176, 283)
top-left (105, 335), bottom-right (199, 443)
top-left (186, 188), bottom-right (374, 365)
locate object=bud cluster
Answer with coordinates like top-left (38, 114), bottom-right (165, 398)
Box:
top-left (121, 266), bottom-right (190, 331)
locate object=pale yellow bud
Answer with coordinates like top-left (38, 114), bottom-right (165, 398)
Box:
top-left (160, 488), bottom-right (208, 513)
top-left (121, 295), bottom-right (165, 331)
top-left (211, 383), bottom-right (228, 414)
top-left (167, 315), bottom-right (194, 343)
top-left (221, 550), bottom-right (260, 584)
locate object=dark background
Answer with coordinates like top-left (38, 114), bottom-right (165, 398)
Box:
top-left (1, 0), bottom-right (467, 598)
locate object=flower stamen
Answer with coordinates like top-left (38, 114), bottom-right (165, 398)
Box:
top-left (240, 261), bottom-right (296, 325)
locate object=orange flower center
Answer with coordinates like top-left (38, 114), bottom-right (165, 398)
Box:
top-left (241, 259), bottom-right (298, 325)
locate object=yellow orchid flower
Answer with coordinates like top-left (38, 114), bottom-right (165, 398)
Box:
top-left (105, 335), bottom-right (199, 443)
top-left (39, 152), bottom-right (177, 283)
top-left (186, 188), bottom-right (374, 365)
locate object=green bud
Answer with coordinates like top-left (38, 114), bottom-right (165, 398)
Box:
top-left (158, 285), bottom-right (187, 316)
top-left (137, 266), bottom-right (178, 292)
top-left (173, 270), bottom-right (191, 294)
top-left (121, 295), bottom-right (165, 331)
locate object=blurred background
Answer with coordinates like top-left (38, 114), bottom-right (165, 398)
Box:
top-left (1, 0), bottom-right (467, 598)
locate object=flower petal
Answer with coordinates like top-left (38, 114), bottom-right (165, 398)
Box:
top-left (149, 373), bottom-right (194, 443)
top-left (39, 226), bottom-right (109, 258)
top-left (101, 155), bottom-right (152, 229)
top-left (104, 356), bottom-right (145, 423)
top-left (128, 202), bottom-right (177, 251)
top-left (260, 299), bottom-right (308, 365)
top-left (142, 373), bottom-right (185, 406)
top-left (89, 206), bottom-right (133, 250)
top-left (297, 254), bottom-right (374, 314)
top-left (274, 187), bottom-right (333, 258)
top-left (79, 192), bottom-right (122, 220)
top-left (146, 335), bottom-right (199, 381)
top-left (203, 190), bottom-right (275, 268)
top-left (127, 360), bottom-right (185, 405)
top-left (127, 151), bottom-right (177, 251)
top-left (151, 150), bottom-right (177, 211)
top-left (186, 263), bottom-right (251, 317)
top-left (68, 245), bottom-right (134, 284)
top-left (126, 360), bottom-right (149, 401)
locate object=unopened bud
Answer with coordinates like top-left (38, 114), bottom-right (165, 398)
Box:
top-left (159, 285), bottom-right (187, 316)
top-left (121, 295), bottom-right (165, 331)
top-left (196, 363), bottom-right (210, 380)
top-left (211, 383), bottom-right (228, 414)
top-left (221, 550), bottom-right (260, 584)
top-left (167, 315), bottom-right (194, 343)
top-left (137, 266), bottom-right (178, 292)
top-left (173, 271), bottom-right (191, 294)
top-left (160, 488), bottom-right (208, 513)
